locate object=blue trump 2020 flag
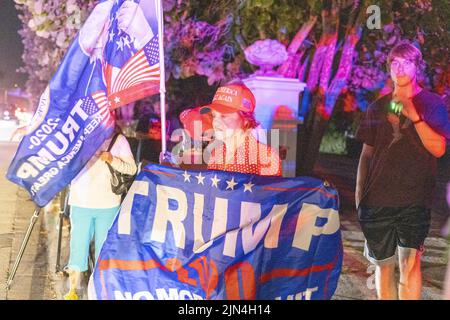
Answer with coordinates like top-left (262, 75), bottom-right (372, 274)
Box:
top-left (7, 0), bottom-right (162, 207)
top-left (89, 164), bottom-right (343, 300)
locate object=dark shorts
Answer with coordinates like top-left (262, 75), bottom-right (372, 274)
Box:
top-left (357, 205), bottom-right (430, 265)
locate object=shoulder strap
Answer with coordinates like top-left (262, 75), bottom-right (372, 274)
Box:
top-left (107, 133), bottom-right (120, 152)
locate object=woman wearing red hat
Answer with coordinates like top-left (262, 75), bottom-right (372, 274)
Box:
top-left (197, 82), bottom-right (282, 176)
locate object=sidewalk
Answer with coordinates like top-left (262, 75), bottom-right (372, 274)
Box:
top-left (0, 142), bottom-right (55, 299)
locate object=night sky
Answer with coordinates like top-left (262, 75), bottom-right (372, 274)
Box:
top-left (0, 1), bottom-right (26, 89)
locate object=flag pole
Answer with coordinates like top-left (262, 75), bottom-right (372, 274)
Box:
top-left (157, 0), bottom-right (167, 155)
top-left (55, 187), bottom-right (69, 273)
top-left (6, 206), bottom-right (41, 291)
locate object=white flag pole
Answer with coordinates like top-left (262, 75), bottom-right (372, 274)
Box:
top-left (157, 0), bottom-right (167, 154)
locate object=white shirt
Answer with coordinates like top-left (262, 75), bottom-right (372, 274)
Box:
top-left (68, 134), bottom-right (137, 209)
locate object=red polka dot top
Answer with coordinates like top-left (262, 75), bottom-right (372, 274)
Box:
top-left (207, 134), bottom-right (282, 176)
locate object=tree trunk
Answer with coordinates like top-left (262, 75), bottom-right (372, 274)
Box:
top-left (297, 1), bottom-right (362, 176)
top-left (319, 2), bottom-right (339, 92)
top-left (298, 54), bottom-right (310, 82)
top-left (296, 94), bottom-right (329, 176)
top-left (296, 3), bottom-right (339, 176)
top-left (278, 15), bottom-right (317, 78)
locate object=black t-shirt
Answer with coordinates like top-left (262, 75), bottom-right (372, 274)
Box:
top-left (356, 89), bottom-right (450, 208)
top-left (135, 112), bottom-right (181, 163)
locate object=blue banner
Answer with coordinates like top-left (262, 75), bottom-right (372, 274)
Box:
top-left (90, 164), bottom-right (343, 300)
top-left (7, 0), bottom-right (161, 207)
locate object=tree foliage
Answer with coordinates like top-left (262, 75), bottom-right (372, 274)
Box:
top-left (15, 0), bottom-right (449, 109)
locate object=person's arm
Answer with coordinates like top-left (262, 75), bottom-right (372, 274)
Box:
top-left (10, 125), bottom-right (28, 141)
top-left (109, 153), bottom-right (137, 175)
top-left (413, 120), bottom-right (446, 157)
top-left (260, 145), bottom-right (282, 176)
top-left (401, 99), bottom-right (446, 158)
top-left (355, 143), bottom-right (374, 209)
top-left (101, 135), bottom-right (137, 175)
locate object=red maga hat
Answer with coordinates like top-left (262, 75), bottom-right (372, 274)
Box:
top-left (179, 107), bottom-right (213, 140)
top-left (200, 83), bottom-right (256, 115)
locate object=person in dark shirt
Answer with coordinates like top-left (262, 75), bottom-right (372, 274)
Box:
top-left (355, 41), bottom-right (449, 300)
top-left (135, 99), bottom-right (180, 165)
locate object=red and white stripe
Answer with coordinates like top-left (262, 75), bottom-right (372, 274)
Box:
top-left (92, 91), bottom-right (114, 126)
top-left (111, 49), bottom-right (160, 94)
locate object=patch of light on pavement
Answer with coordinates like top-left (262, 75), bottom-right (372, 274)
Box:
top-left (0, 111), bottom-right (32, 142)
top-left (0, 120), bottom-right (19, 142)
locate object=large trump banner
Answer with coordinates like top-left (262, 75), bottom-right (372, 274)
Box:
top-left (90, 164), bottom-right (343, 300)
top-left (7, 0), bottom-right (162, 207)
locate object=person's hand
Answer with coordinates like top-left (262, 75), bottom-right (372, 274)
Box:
top-left (10, 126), bottom-right (28, 142)
top-left (393, 86), bottom-right (420, 122)
top-left (181, 148), bottom-right (204, 165)
top-left (100, 151), bottom-right (113, 164)
top-left (400, 101), bottom-right (421, 122)
top-left (117, 1), bottom-right (154, 50)
top-left (159, 151), bottom-right (180, 167)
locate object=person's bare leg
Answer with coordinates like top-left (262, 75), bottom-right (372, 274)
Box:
top-left (375, 263), bottom-right (397, 300)
top-left (398, 248), bottom-right (422, 300)
top-left (64, 269), bottom-right (81, 299)
top-left (69, 270), bottom-right (80, 291)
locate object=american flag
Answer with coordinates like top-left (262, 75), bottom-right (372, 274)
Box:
top-left (6, 0), bottom-right (163, 208)
top-left (107, 35), bottom-right (160, 106)
top-left (81, 91), bottom-right (114, 127)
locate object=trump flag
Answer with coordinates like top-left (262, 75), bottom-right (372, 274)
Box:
top-left (7, 0), bottom-right (163, 207)
top-left (89, 164), bottom-right (343, 300)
